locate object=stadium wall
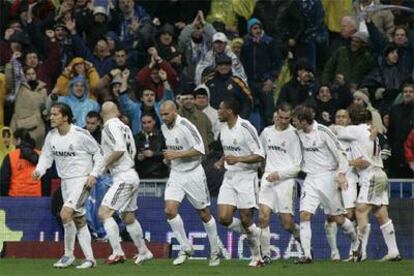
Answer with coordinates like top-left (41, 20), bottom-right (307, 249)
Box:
top-left (0, 197), bottom-right (413, 259)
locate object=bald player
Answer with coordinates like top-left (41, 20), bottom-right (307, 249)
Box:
top-left (160, 101), bottom-right (221, 266)
top-left (99, 102), bottom-right (153, 265)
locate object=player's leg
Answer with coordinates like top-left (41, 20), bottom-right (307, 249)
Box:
top-left (240, 208), bottom-right (262, 266)
top-left (325, 215), bottom-right (339, 261)
top-left (122, 211), bottom-right (152, 264)
top-left (279, 213), bottom-right (300, 242)
top-left (73, 215), bottom-right (96, 268)
top-left (54, 206), bottom-right (77, 268)
top-left (355, 203), bottom-right (372, 260)
top-left (374, 205), bottom-right (401, 261)
top-left (196, 208), bottom-right (221, 266)
top-left (298, 211), bottom-right (313, 263)
top-left (332, 214), bottom-right (360, 260)
top-left (258, 204), bottom-right (272, 262)
top-left (275, 179), bottom-right (300, 242)
top-left (99, 205), bottom-right (126, 263)
top-left (218, 204), bottom-right (239, 229)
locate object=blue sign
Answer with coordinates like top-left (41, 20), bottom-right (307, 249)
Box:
top-left (0, 197), bottom-right (412, 259)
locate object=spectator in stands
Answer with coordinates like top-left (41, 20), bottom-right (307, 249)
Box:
top-left (178, 88), bottom-right (214, 154)
top-left (0, 21), bottom-right (25, 70)
top-left (57, 75), bottom-right (100, 128)
top-left (404, 129), bottom-right (414, 174)
top-left (115, 0), bottom-right (153, 50)
top-left (361, 44), bottom-right (412, 113)
top-left (85, 111), bottom-right (102, 143)
top-left (55, 57), bottom-right (100, 100)
top-left (66, 18), bottom-right (114, 77)
top-left (241, 17), bottom-right (284, 126)
top-left (388, 83), bottom-right (414, 178)
top-left (10, 67), bottom-right (47, 148)
top-left (0, 73), bottom-right (5, 126)
top-left (352, 0), bottom-right (394, 40)
top-left (120, 69), bottom-right (173, 135)
top-left (195, 32), bottom-right (247, 85)
top-left (328, 16), bottom-right (357, 56)
top-left (278, 59), bottom-right (318, 108)
top-left (1, 129), bottom-right (43, 197)
top-left (322, 31), bottom-right (374, 87)
top-left (352, 89), bottom-right (386, 134)
top-left (314, 85), bottom-right (338, 126)
top-left (0, 127), bottom-right (15, 167)
top-left (205, 54), bottom-right (253, 119)
top-left (136, 47), bottom-right (177, 100)
top-left (178, 10), bottom-right (216, 83)
top-left (135, 112), bottom-right (168, 179)
top-left (230, 38), bottom-right (243, 59)
top-left (194, 84), bottom-right (220, 140)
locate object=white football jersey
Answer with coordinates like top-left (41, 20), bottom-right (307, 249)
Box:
top-left (335, 124), bottom-right (383, 169)
top-left (161, 115), bottom-right (205, 172)
top-left (36, 124), bottom-right (105, 179)
top-left (220, 116), bottom-right (264, 172)
top-left (297, 121), bottom-right (348, 176)
top-left (101, 117), bottom-right (136, 175)
top-left (260, 124), bottom-right (301, 180)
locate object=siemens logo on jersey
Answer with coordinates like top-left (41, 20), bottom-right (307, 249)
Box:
top-left (304, 147), bottom-right (319, 152)
top-left (53, 151), bottom-right (76, 157)
top-left (167, 145), bottom-right (184, 150)
top-left (223, 145), bottom-right (241, 151)
top-left (268, 145), bottom-right (287, 153)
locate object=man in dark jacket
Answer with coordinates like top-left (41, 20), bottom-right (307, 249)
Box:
top-left (241, 18), bottom-right (284, 126)
top-left (388, 83), bottom-right (414, 178)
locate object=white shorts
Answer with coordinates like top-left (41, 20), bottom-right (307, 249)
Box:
top-left (357, 168), bottom-right (389, 206)
top-left (259, 174), bottom-right (296, 214)
top-left (102, 170), bottom-right (140, 212)
top-left (218, 170), bottom-right (259, 209)
top-left (342, 170), bottom-right (358, 209)
top-left (61, 176), bottom-right (89, 216)
top-left (165, 165), bottom-right (210, 210)
top-left (300, 172), bottom-right (346, 216)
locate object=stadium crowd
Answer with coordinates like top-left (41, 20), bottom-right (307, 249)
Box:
top-left (0, 0), bottom-right (413, 268)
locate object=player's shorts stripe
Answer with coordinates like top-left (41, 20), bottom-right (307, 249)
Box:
top-left (241, 122), bottom-right (260, 148)
top-left (104, 126), bottom-right (116, 144)
top-left (180, 120), bottom-right (201, 144)
top-left (111, 182), bottom-right (125, 206)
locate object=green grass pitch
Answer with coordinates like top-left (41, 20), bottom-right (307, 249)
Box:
top-left (0, 259), bottom-right (413, 276)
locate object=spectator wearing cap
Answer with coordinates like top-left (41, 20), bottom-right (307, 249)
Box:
top-left (195, 32), bottom-right (247, 85)
top-left (178, 10), bottom-right (216, 84)
top-left (194, 84), bottom-right (220, 140)
top-left (278, 59), bottom-right (318, 108)
top-left (120, 68), bottom-right (174, 135)
top-left (388, 83), bottom-right (414, 178)
top-left (322, 31), bottom-right (374, 87)
top-left (352, 0), bottom-right (394, 41)
top-left (360, 44), bottom-right (412, 113)
top-left (205, 54), bottom-right (253, 119)
top-left (241, 17), bottom-right (284, 126)
top-left (178, 88), bottom-right (214, 154)
top-left (55, 57), bottom-right (100, 100)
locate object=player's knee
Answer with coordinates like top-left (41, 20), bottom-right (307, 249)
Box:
top-left (218, 214), bottom-right (232, 226)
top-left (326, 215), bottom-right (335, 223)
top-left (258, 214), bottom-right (269, 228)
top-left (60, 208), bottom-right (72, 223)
top-left (164, 207), bottom-right (177, 220)
top-left (73, 216), bottom-right (86, 229)
top-left (98, 207), bottom-right (111, 221)
top-left (300, 211), bottom-right (311, 222)
top-left (122, 212), bottom-right (135, 225)
top-left (197, 209), bottom-right (211, 223)
top-left (345, 212), bottom-right (354, 221)
top-left (281, 217), bottom-right (293, 230)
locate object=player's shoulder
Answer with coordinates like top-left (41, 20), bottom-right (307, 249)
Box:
top-left (261, 125), bottom-right (273, 136)
top-left (239, 119), bottom-right (257, 134)
top-left (72, 125), bottom-right (91, 135)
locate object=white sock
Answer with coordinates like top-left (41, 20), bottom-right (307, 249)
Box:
top-left (63, 221), bottom-right (76, 257)
top-left (348, 220), bottom-right (358, 256)
top-left (126, 219), bottom-right (149, 254)
top-left (292, 223), bottom-right (301, 242)
top-left (77, 225), bottom-right (94, 260)
top-left (228, 217), bottom-right (243, 233)
top-left (340, 218), bottom-right (358, 243)
top-left (168, 214), bottom-right (191, 251)
top-left (300, 221), bottom-right (312, 259)
top-left (246, 224), bottom-right (260, 258)
top-left (325, 221), bottom-right (338, 255)
top-left (358, 224), bottom-right (370, 257)
top-left (380, 220), bottom-right (399, 255)
top-left (103, 217), bottom-right (124, 255)
top-left (202, 217), bottom-right (219, 254)
top-left (260, 226), bottom-right (271, 257)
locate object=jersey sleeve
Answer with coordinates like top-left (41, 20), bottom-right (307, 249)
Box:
top-left (35, 132), bottom-right (54, 177)
top-left (259, 129), bottom-right (267, 151)
top-left (180, 120), bottom-right (205, 155)
top-left (80, 131), bottom-right (105, 178)
top-left (241, 121), bottom-right (265, 158)
top-left (279, 132), bottom-right (302, 180)
top-left (322, 127), bottom-right (348, 175)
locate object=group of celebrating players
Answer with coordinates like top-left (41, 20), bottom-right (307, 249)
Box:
top-left (32, 98), bottom-right (400, 269)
